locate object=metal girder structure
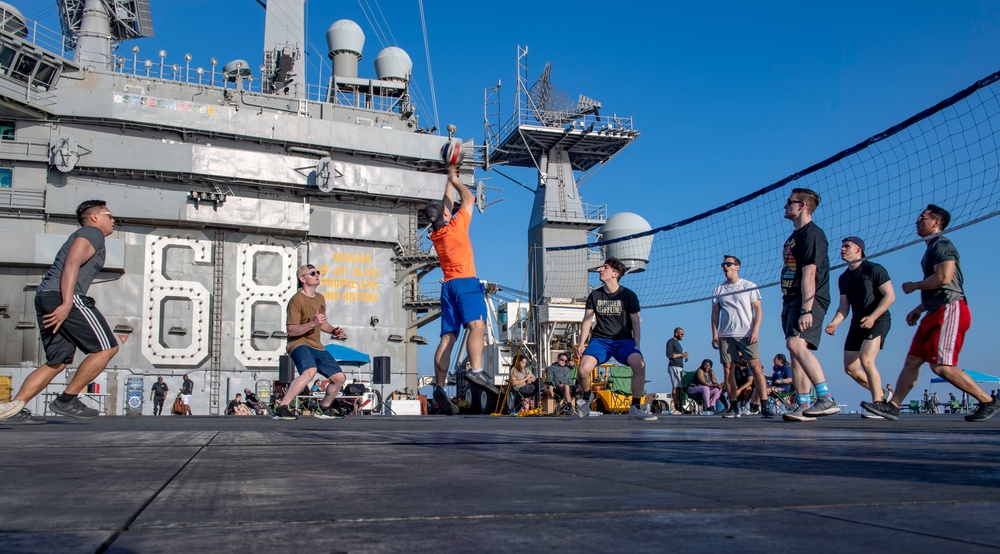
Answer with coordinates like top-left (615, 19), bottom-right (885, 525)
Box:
top-left (58, 0), bottom-right (154, 47)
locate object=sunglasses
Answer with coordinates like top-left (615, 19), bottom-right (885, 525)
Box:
top-left (721, 262), bottom-right (737, 267)
top-left (785, 199), bottom-right (805, 207)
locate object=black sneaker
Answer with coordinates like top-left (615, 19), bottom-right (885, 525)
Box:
top-left (464, 370), bottom-right (500, 394)
top-left (965, 399), bottom-right (1000, 422)
top-left (314, 404), bottom-right (344, 419)
top-left (861, 400), bottom-right (900, 421)
top-left (0, 408), bottom-right (46, 425)
top-left (49, 396), bottom-right (99, 419)
top-left (433, 387), bottom-right (459, 415)
top-left (760, 404), bottom-right (775, 419)
top-left (271, 404), bottom-right (297, 420)
top-left (721, 406), bottom-right (738, 419)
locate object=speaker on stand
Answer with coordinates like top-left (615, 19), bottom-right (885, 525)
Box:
top-left (372, 356), bottom-right (392, 415)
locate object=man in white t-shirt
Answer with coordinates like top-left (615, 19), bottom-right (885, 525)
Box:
top-left (711, 255), bottom-right (773, 418)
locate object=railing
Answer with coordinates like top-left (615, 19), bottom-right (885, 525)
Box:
top-left (540, 202), bottom-right (607, 223)
top-left (486, 102), bottom-right (637, 151)
top-left (17, 17), bottom-right (70, 59)
top-left (0, 188), bottom-right (45, 210)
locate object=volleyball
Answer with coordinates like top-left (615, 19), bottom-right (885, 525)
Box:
top-left (441, 139), bottom-right (462, 166)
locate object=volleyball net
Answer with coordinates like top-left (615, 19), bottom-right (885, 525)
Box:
top-left (544, 69), bottom-right (1000, 308)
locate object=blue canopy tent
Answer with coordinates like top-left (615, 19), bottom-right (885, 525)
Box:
top-left (930, 369), bottom-right (1000, 385)
top-left (323, 343), bottom-right (370, 367)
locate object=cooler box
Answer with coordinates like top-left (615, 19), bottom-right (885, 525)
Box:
top-left (386, 399), bottom-right (421, 415)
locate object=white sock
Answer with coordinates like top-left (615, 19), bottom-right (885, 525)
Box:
top-left (469, 368), bottom-right (484, 373)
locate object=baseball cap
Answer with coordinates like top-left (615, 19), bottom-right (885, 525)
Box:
top-left (843, 236), bottom-right (865, 254)
top-left (424, 200), bottom-right (447, 231)
top-left (297, 264), bottom-right (317, 279)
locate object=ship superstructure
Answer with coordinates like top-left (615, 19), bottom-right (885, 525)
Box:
top-left (0, 0), bottom-right (462, 415)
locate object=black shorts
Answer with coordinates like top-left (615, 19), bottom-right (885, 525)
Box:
top-left (781, 298), bottom-right (827, 350)
top-left (844, 316), bottom-right (891, 352)
top-left (36, 292), bottom-right (117, 366)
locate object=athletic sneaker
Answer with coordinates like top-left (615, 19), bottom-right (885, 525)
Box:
top-left (627, 405), bottom-right (657, 421)
top-left (49, 396), bottom-right (99, 419)
top-left (0, 399), bottom-right (25, 420)
top-left (782, 404), bottom-right (817, 422)
top-left (860, 400), bottom-right (899, 421)
top-left (721, 406), bottom-right (738, 419)
top-left (803, 396), bottom-right (840, 417)
top-left (314, 404), bottom-right (344, 419)
top-left (433, 386), bottom-right (459, 416)
top-left (575, 396), bottom-right (591, 418)
top-left (0, 408), bottom-right (46, 425)
top-left (861, 411), bottom-right (885, 419)
top-left (464, 370), bottom-right (500, 394)
top-left (965, 398), bottom-right (1000, 422)
top-left (271, 404), bottom-right (297, 420)
top-left (760, 404), bottom-right (775, 419)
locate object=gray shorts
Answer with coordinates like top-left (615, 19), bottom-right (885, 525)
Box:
top-left (719, 336), bottom-right (760, 364)
top-left (667, 365), bottom-right (684, 388)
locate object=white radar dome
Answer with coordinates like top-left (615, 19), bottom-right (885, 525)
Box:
top-left (598, 212), bottom-right (653, 274)
top-left (326, 19), bottom-right (365, 78)
top-left (0, 2), bottom-right (28, 38)
top-left (374, 47), bottom-right (412, 82)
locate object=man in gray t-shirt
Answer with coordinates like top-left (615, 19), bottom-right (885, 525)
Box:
top-left (0, 200), bottom-right (120, 425)
top-left (664, 327), bottom-right (688, 413)
top-left (863, 204), bottom-right (998, 422)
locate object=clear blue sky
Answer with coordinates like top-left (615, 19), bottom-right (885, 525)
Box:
top-left (25, 1), bottom-right (1000, 408)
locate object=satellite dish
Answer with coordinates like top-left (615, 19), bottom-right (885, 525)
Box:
top-left (315, 158), bottom-right (334, 192)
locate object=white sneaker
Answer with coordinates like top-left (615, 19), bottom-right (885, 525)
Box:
top-left (861, 411), bottom-right (885, 419)
top-left (627, 405), bottom-right (657, 420)
top-left (0, 399), bottom-right (25, 420)
top-left (575, 396), bottom-right (591, 418)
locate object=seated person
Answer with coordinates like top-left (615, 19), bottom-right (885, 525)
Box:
top-left (311, 379), bottom-right (322, 393)
top-left (704, 357), bottom-right (729, 411)
top-left (511, 356), bottom-right (539, 410)
top-left (244, 388), bottom-right (265, 414)
top-left (545, 352), bottom-right (577, 412)
top-left (688, 359), bottom-right (723, 412)
top-left (226, 393), bottom-right (252, 416)
top-left (733, 359), bottom-right (755, 412)
top-left (768, 354), bottom-right (793, 394)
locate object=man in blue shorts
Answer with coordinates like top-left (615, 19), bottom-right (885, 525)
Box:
top-left (425, 165), bottom-right (498, 416)
top-left (0, 200), bottom-right (119, 424)
top-left (272, 264), bottom-right (347, 420)
top-left (574, 257), bottom-right (656, 420)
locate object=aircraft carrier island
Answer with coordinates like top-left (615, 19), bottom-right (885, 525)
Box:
top-left (0, 0), bottom-right (467, 415)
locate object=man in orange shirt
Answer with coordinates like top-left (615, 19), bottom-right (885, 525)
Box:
top-left (425, 165), bottom-right (497, 415)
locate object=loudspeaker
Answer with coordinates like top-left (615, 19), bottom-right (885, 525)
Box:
top-left (278, 355), bottom-right (294, 383)
top-left (372, 356), bottom-right (391, 384)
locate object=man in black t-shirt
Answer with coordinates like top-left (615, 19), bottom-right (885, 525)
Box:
top-left (149, 376), bottom-right (169, 416)
top-left (574, 257), bottom-right (656, 421)
top-left (779, 187), bottom-right (839, 422)
top-left (825, 236), bottom-right (895, 412)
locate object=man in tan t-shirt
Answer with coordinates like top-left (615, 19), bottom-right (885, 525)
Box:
top-left (272, 264), bottom-right (347, 420)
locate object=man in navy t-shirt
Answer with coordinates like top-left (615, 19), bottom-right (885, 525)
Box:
top-left (574, 257), bottom-right (655, 421)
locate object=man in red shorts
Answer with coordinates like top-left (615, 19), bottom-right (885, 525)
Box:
top-left (425, 165), bottom-right (498, 415)
top-left (862, 204), bottom-right (998, 422)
